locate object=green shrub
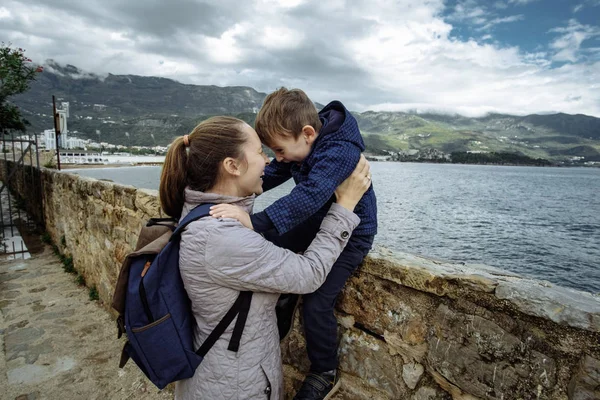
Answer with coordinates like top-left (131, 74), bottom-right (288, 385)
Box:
top-left (75, 274), bottom-right (86, 287)
top-left (89, 286), bottom-right (99, 301)
top-left (62, 256), bottom-right (75, 274)
top-left (43, 159), bottom-right (56, 169)
top-left (60, 235), bottom-right (66, 247)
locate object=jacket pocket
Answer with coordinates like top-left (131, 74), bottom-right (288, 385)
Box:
top-left (260, 365), bottom-right (272, 400)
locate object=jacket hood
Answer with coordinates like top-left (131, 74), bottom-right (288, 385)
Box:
top-left (318, 100), bottom-right (364, 150)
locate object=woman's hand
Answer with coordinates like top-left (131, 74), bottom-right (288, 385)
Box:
top-left (335, 154), bottom-right (372, 211)
top-left (209, 204), bottom-right (254, 230)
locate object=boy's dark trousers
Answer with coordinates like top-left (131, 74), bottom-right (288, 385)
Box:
top-left (264, 216), bottom-right (374, 373)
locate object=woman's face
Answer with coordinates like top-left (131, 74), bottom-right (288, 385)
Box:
top-left (236, 124), bottom-right (270, 196)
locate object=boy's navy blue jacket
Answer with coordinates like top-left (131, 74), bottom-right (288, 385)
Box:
top-left (251, 101), bottom-right (377, 237)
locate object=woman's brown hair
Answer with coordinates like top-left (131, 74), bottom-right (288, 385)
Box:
top-left (159, 116), bottom-right (247, 218)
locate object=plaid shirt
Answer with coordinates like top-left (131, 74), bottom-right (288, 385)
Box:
top-left (260, 101), bottom-right (377, 236)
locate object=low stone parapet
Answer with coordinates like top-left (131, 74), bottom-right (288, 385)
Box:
top-left (2, 163), bottom-right (599, 399)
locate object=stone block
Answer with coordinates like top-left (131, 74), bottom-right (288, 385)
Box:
top-left (90, 179), bottom-right (116, 205)
top-left (135, 189), bottom-right (161, 217)
top-left (568, 355), bottom-right (600, 400)
top-left (411, 386), bottom-right (443, 400)
top-left (363, 249), bottom-right (502, 298)
top-left (427, 304), bottom-right (557, 399)
top-left (403, 362), bottom-right (425, 389)
top-left (339, 272), bottom-right (436, 339)
top-left (338, 327), bottom-right (408, 399)
top-left (495, 280), bottom-right (600, 333)
top-left (113, 185), bottom-right (137, 210)
top-left (384, 331), bottom-right (428, 364)
top-left (280, 325), bottom-right (310, 373)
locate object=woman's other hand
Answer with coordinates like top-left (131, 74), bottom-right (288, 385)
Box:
top-left (209, 204), bottom-right (254, 230)
top-left (335, 154), bottom-right (372, 211)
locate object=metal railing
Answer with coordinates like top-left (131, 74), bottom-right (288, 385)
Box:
top-left (0, 129), bottom-right (42, 259)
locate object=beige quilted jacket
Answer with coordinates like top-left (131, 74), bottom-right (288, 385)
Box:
top-left (174, 189), bottom-right (359, 400)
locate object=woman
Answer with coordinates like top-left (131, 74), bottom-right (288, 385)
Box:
top-left (159, 116), bottom-right (371, 399)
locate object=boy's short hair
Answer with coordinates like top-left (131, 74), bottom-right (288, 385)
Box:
top-left (255, 87), bottom-right (323, 146)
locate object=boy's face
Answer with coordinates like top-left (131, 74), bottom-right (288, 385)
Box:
top-left (269, 125), bottom-right (317, 163)
top-left (269, 132), bottom-right (312, 163)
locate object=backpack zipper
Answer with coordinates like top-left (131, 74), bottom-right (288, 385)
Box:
top-left (139, 259), bottom-right (154, 323)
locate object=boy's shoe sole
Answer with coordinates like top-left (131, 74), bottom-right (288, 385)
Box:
top-left (322, 379), bottom-right (341, 400)
top-left (276, 293), bottom-right (301, 341)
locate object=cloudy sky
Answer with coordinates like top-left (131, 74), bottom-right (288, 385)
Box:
top-left (1, 0), bottom-right (600, 117)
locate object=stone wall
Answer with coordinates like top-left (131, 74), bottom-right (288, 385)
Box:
top-left (3, 164), bottom-right (600, 400)
top-left (39, 169), bottom-right (164, 303)
top-left (283, 251), bottom-right (600, 399)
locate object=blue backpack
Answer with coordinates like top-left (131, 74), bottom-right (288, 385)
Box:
top-left (111, 203), bottom-right (253, 389)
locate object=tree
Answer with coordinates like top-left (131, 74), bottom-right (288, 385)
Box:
top-left (0, 43), bottom-right (43, 134)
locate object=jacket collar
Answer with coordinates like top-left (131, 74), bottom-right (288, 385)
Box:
top-left (182, 188), bottom-right (255, 218)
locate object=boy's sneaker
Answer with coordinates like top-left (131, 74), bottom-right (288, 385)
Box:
top-left (293, 370), bottom-right (340, 400)
top-left (276, 293), bottom-right (300, 341)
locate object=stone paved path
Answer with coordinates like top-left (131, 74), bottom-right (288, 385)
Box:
top-left (0, 246), bottom-right (173, 400)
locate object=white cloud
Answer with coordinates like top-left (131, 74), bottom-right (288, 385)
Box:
top-left (0, 0), bottom-right (599, 118)
top-left (508, 0), bottom-right (540, 5)
top-left (549, 19), bottom-right (600, 62)
top-left (448, 1), bottom-right (523, 32)
top-left (258, 0), bottom-right (306, 8)
top-left (448, 0), bottom-right (486, 22)
top-left (478, 14), bottom-right (524, 31)
top-left (204, 24), bottom-right (248, 64)
top-left (572, 0), bottom-right (600, 13)
top-left (0, 6), bottom-right (12, 19)
top-left (257, 26), bottom-right (305, 50)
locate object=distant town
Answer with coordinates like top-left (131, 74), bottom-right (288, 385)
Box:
top-left (4, 128), bottom-right (167, 167)
top-left (2, 101), bottom-right (167, 167)
top-left (4, 99), bottom-right (599, 168)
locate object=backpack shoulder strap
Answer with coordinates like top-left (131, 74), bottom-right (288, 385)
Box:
top-left (171, 203), bottom-right (214, 239)
top-left (173, 202), bottom-right (253, 355)
top-left (196, 291), bottom-right (253, 356)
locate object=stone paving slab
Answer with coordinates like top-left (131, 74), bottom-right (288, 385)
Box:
top-left (0, 246), bottom-right (173, 400)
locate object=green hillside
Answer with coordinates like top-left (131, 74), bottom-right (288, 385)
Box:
top-left (10, 62), bottom-right (600, 162)
top-left (355, 112), bottom-right (600, 162)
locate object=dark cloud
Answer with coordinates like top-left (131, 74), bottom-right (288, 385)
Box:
top-left (2, 0), bottom-right (599, 115)
top-left (117, 0), bottom-right (250, 39)
top-left (17, 0), bottom-right (244, 39)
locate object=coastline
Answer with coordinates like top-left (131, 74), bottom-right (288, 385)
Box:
top-left (62, 162), bottom-right (163, 169)
top-left (61, 160), bottom-right (599, 169)
top-left (365, 158), bottom-right (600, 168)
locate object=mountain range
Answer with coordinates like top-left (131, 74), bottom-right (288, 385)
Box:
top-left (12, 60), bottom-right (600, 162)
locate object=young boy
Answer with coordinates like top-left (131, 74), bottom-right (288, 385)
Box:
top-left (212, 88), bottom-right (377, 400)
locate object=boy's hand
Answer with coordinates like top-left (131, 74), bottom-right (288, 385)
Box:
top-left (209, 204), bottom-right (254, 230)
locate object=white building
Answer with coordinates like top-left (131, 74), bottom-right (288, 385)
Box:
top-left (59, 150), bottom-right (107, 164)
top-left (64, 137), bottom-right (87, 149)
top-left (43, 129), bottom-right (69, 150)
